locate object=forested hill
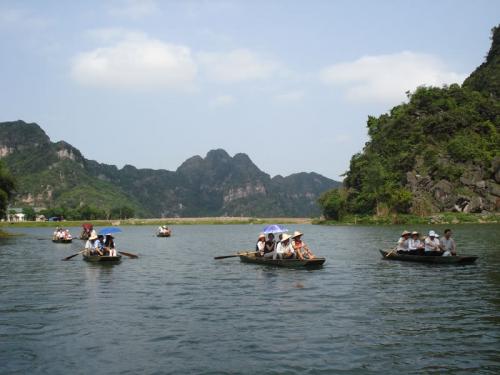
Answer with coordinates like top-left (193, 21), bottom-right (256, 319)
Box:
top-left (319, 25), bottom-right (500, 219)
top-left (0, 121), bottom-right (340, 218)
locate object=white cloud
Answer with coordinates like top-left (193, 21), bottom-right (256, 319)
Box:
top-left (273, 90), bottom-right (304, 103)
top-left (107, 0), bottom-right (158, 19)
top-left (71, 31), bottom-right (197, 90)
top-left (198, 49), bottom-right (279, 83)
top-left (321, 51), bottom-right (466, 103)
top-left (209, 95), bottom-right (235, 109)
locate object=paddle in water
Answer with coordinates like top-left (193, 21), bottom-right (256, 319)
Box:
top-left (214, 251), bottom-right (255, 260)
top-left (118, 251), bottom-right (139, 259)
top-left (62, 250), bottom-right (84, 261)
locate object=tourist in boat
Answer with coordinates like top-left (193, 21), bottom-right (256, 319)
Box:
top-left (424, 230), bottom-right (442, 256)
top-left (256, 233), bottom-right (266, 256)
top-left (396, 230), bottom-right (411, 253)
top-left (263, 233), bottom-right (276, 258)
top-left (292, 231), bottom-right (315, 260)
top-left (85, 233), bottom-right (101, 255)
top-left (273, 233), bottom-right (294, 259)
top-left (440, 229), bottom-right (457, 256)
top-left (104, 235), bottom-right (117, 256)
top-left (408, 231), bottom-right (424, 255)
top-left (64, 229), bottom-right (72, 240)
top-left (94, 235), bottom-right (105, 255)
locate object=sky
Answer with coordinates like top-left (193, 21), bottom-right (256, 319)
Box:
top-left (0, 0), bottom-right (498, 180)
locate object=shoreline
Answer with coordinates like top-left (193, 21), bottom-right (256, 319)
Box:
top-left (1, 213), bottom-right (498, 228)
top-left (0, 217), bottom-right (313, 228)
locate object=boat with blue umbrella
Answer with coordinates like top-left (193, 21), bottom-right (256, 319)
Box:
top-left (83, 227), bottom-right (123, 262)
top-left (262, 224), bottom-right (288, 234)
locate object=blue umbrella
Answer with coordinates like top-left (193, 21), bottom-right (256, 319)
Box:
top-left (262, 224), bottom-right (288, 234)
top-left (98, 227), bottom-right (123, 236)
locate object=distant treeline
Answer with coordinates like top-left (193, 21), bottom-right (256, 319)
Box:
top-left (16, 205), bottom-right (135, 221)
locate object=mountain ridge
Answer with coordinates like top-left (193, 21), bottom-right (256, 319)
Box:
top-left (0, 121), bottom-right (341, 217)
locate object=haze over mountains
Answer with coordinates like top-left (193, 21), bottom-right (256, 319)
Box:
top-left (0, 121), bottom-right (340, 217)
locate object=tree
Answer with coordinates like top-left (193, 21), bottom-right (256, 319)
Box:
top-left (110, 206), bottom-right (134, 219)
top-left (318, 189), bottom-right (347, 221)
top-left (22, 207), bottom-right (36, 221)
top-left (0, 161), bottom-right (15, 219)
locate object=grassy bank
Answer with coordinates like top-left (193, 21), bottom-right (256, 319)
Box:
top-left (313, 212), bottom-right (500, 225)
top-left (0, 217), bottom-right (313, 228)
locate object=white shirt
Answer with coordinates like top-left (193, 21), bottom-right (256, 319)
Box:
top-left (397, 237), bottom-right (409, 251)
top-left (256, 241), bottom-right (265, 252)
top-left (408, 239), bottom-right (422, 250)
top-left (275, 242), bottom-right (294, 256)
top-left (424, 237), bottom-right (440, 252)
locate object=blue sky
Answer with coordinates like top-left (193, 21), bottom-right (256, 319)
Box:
top-left (0, 0), bottom-right (498, 180)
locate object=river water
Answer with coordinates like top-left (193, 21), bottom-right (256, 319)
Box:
top-left (1, 224), bottom-right (499, 374)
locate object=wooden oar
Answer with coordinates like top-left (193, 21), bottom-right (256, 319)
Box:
top-left (118, 251), bottom-right (139, 259)
top-left (384, 247), bottom-right (397, 258)
top-left (62, 250), bottom-right (84, 261)
top-left (214, 251), bottom-right (255, 260)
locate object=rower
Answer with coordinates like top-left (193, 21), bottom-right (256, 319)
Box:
top-left (396, 230), bottom-right (411, 253)
top-left (292, 231), bottom-right (315, 260)
top-left (440, 229), bottom-right (457, 256)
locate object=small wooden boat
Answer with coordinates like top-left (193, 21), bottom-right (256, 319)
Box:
top-left (379, 250), bottom-right (478, 265)
top-left (52, 238), bottom-right (73, 243)
top-left (83, 254), bottom-right (122, 263)
top-left (157, 232), bottom-right (171, 237)
top-left (239, 252), bottom-right (325, 268)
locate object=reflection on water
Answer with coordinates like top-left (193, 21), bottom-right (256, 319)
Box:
top-left (0, 224), bottom-right (499, 374)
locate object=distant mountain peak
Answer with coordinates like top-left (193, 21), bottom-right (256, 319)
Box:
top-left (0, 122), bottom-right (341, 217)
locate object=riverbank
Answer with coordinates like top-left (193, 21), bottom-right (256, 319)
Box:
top-left (313, 212), bottom-right (500, 225)
top-left (0, 217), bottom-right (313, 228)
top-left (2, 213), bottom-right (498, 228)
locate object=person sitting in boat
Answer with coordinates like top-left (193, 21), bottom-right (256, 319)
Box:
top-left (85, 233), bottom-right (101, 255)
top-left (440, 229), bottom-right (456, 256)
top-left (64, 229), bottom-right (72, 240)
top-left (292, 231), bottom-right (315, 260)
top-left (273, 233), bottom-right (294, 259)
top-left (408, 231), bottom-right (424, 255)
top-left (104, 235), bottom-right (117, 256)
top-left (94, 235), bottom-right (105, 255)
top-left (256, 233), bottom-right (266, 256)
top-left (263, 233), bottom-right (276, 258)
top-left (396, 230), bottom-right (411, 253)
top-left (424, 231), bottom-right (442, 256)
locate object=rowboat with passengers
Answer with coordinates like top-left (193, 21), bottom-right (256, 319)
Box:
top-left (379, 249), bottom-right (478, 264)
top-left (239, 252), bottom-right (325, 268)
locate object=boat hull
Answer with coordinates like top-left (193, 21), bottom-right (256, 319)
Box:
top-left (157, 233), bottom-right (171, 237)
top-left (83, 255), bottom-right (122, 262)
top-left (379, 250), bottom-right (477, 264)
top-left (52, 239), bottom-right (73, 244)
top-left (239, 253), bottom-right (325, 268)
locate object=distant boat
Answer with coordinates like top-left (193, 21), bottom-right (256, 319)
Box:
top-left (379, 249), bottom-right (478, 265)
top-left (239, 252), bottom-right (325, 268)
top-left (52, 238), bottom-right (72, 244)
top-left (157, 228), bottom-right (172, 237)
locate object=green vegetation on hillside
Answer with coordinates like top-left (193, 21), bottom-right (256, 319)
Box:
top-left (319, 24), bottom-right (500, 220)
top-left (0, 161), bottom-right (15, 218)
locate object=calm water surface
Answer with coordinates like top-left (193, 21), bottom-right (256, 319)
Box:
top-left (1, 224), bottom-right (499, 374)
